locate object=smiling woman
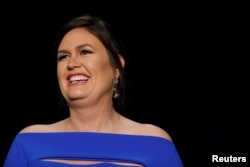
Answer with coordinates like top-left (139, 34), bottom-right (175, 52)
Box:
top-left (3, 14), bottom-right (184, 167)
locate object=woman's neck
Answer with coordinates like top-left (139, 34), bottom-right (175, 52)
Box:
top-left (64, 106), bottom-right (120, 132)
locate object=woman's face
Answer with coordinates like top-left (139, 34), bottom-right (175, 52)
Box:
top-left (57, 28), bottom-right (118, 104)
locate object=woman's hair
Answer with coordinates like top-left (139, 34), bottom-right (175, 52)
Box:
top-left (53, 14), bottom-right (127, 114)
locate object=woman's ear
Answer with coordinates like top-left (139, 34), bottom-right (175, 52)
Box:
top-left (115, 55), bottom-right (125, 79)
top-left (119, 54), bottom-right (125, 68)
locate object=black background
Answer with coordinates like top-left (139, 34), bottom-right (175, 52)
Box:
top-left (0, 2), bottom-right (248, 167)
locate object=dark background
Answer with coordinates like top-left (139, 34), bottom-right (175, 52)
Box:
top-left (1, 2), bottom-right (248, 167)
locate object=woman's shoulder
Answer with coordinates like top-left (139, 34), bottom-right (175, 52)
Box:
top-left (19, 120), bottom-right (65, 133)
top-left (137, 123), bottom-right (172, 141)
top-left (19, 124), bottom-right (52, 133)
top-left (123, 117), bottom-right (172, 141)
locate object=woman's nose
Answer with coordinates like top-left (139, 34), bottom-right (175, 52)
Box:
top-left (67, 56), bottom-right (82, 69)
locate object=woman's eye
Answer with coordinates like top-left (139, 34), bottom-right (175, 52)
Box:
top-left (58, 55), bottom-right (68, 61)
top-left (80, 50), bottom-right (92, 55)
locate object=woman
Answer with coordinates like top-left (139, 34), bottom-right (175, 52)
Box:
top-left (4, 14), bottom-right (183, 167)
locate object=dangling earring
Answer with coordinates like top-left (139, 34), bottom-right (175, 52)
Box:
top-left (113, 78), bottom-right (119, 98)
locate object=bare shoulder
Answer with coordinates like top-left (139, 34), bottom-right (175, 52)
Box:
top-left (137, 123), bottom-right (172, 141)
top-left (19, 124), bottom-right (52, 133)
top-left (121, 116), bottom-right (172, 141)
top-left (19, 120), bottom-right (65, 133)
top-left (19, 124), bottom-right (57, 133)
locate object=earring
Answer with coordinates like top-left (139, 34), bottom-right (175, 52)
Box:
top-left (113, 78), bottom-right (118, 84)
top-left (113, 78), bottom-right (119, 98)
